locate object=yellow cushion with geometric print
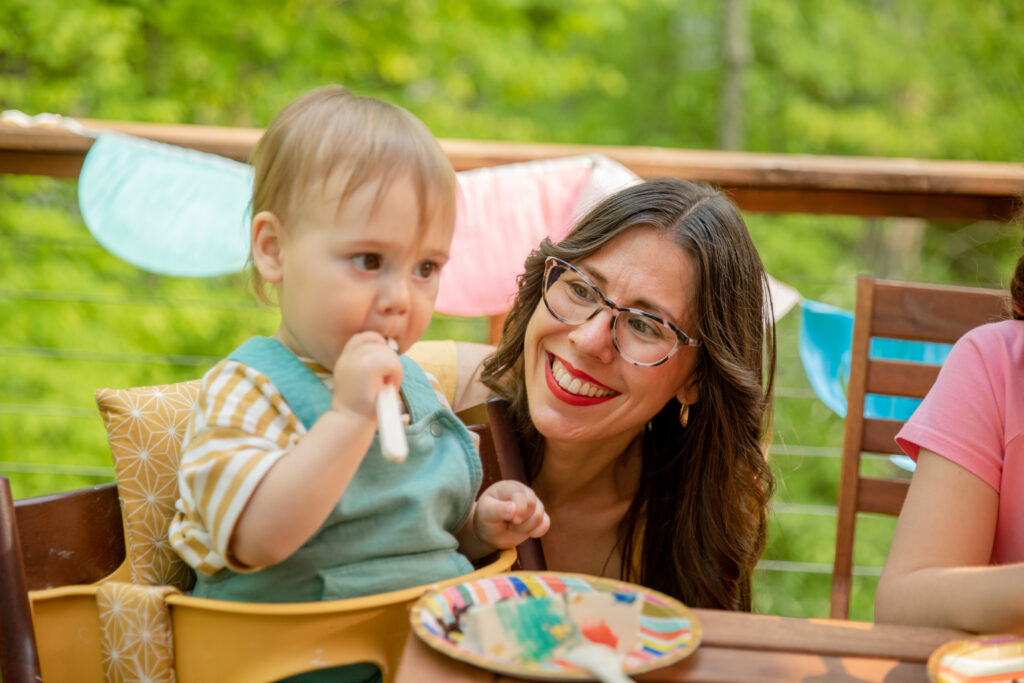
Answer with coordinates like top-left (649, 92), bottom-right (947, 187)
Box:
top-left (96, 581), bottom-right (181, 683)
top-left (95, 381), bottom-right (200, 591)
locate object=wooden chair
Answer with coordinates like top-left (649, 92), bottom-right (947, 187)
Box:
top-left (0, 400), bottom-right (537, 682)
top-left (0, 475), bottom-right (41, 683)
top-left (485, 397), bottom-right (547, 571)
top-left (829, 276), bottom-right (1010, 619)
top-left (0, 478), bottom-right (126, 683)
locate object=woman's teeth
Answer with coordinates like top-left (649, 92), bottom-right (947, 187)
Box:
top-left (551, 358), bottom-right (615, 397)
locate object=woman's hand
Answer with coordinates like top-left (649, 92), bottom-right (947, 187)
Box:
top-left (457, 481), bottom-right (550, 560)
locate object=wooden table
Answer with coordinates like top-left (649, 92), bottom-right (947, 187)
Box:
top-left (394, 608), bottom-right (967, 683)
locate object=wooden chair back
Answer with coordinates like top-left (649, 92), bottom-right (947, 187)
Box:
top-left (485, 397), bottom-right (547, 571)
top-left (0, 477), bottom-right (127, 683)
top-left (0, 476), bottom-right (39, 683)
top-left (830, 276), bottom-right (1010, 619)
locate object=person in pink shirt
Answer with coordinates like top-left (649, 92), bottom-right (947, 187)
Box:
top-left (875, 236), bottom-right (1024, 633)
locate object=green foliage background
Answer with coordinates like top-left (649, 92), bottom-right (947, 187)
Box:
top-left (2, 0), bottom-right (1022, 622)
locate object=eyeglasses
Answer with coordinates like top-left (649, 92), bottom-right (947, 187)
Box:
top-left (541, 256), bottom-right (700, 367)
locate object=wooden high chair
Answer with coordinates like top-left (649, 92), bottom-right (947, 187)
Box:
top-left (0, 375), bottom-right (532, 682)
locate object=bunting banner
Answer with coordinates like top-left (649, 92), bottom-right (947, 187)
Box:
top-left (9, 110), bottom-right (950, 466)
top-left (69, 125), bottom-right (802, 322)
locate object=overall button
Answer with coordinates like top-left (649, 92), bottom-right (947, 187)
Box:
top-left (430, 421), bottom-right (443, 437)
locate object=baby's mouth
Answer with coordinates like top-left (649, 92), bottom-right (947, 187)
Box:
top-left (549, 356), bottom-right (616, 398)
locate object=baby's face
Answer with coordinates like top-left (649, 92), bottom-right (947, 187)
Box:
top-left (273, 173), bottom-right (454, 370)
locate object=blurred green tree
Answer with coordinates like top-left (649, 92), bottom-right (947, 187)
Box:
top-left (1, 0), bottom-right (1021, 620)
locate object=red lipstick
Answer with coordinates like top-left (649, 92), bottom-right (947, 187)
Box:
top-left (544, 353), bottom-right (618, 407)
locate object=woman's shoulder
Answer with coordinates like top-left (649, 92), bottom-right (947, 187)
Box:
top-left (955, 319), bottom-right (1024, 369)
top-left (961, 318), bottom-right (1023, 343)
top-left (406, 340), bottom-right (458, 404)
top-left (407, 340), bottom-right (495, 413)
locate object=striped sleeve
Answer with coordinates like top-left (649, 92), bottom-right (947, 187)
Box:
top-left (168, 359), bottom-right (305, 575)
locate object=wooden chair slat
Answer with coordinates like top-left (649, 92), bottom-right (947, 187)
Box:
top-left (467, 424), bottom-right (500, 493)
top-left (486, 398), bottom-right (547, 572)
top-left (865, 360), bottom-right (940, 399)
top-left (16, 483), bottom-right (125, 591)
top-left (870, 281), bottom-right (1008, 341)
top-left (857, 478), bottom-right (910, 515)
top-left (861, 418), bottom-right (906, 455)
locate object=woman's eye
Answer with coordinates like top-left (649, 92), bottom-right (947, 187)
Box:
top-left (352, 254), bottom-right (381, 271)
top-left (568, 281), bottom-right (596, 301)
top-left (627, 314), bottom-right (665, 340)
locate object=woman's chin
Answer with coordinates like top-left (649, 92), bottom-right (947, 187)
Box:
top-left (528, 400), bottom-right (603, 443)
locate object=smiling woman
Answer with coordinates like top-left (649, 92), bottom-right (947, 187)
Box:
top-left (481, 177), bottom-right (777, 611)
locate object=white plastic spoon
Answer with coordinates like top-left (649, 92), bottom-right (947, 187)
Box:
top-left (564, 643), bottom-right (634, 683)
top-left (376, 340), bottom-right (408, 462)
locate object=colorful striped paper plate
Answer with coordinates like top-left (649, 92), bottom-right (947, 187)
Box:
top-left (928, 634), bottom-right (1024, 683)
top-left (410, 571), bottom-right (701, 680)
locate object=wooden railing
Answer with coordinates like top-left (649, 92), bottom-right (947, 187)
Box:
top-left (2, 118), bottom-right (1023, 222)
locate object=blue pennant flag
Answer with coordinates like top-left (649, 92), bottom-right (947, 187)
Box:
top-left (798, 299), bottom-right (954, 471)
top-left (79, 132), bottom-right (253, 277)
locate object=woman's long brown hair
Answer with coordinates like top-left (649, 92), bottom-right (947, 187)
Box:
top-left (481, 178), bottom-right (776, 610)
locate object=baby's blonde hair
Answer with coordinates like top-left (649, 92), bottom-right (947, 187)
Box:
top-left (248, 84), bottom-right (456, 302)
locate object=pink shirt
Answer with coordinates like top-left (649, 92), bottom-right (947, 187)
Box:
top-left (896, 320), bottom-right (1024, 564)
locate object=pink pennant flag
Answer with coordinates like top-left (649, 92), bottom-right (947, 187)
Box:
top-left (437, 155), bottom-right (638, 316)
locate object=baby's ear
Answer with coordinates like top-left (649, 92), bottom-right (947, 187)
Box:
top-left (251, 211), bottom-right (284, 283)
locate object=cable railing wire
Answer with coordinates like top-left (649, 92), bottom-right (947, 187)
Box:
top-left (0, 288), bottom-right (263, 310)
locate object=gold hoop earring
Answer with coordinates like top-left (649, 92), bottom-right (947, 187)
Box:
top-left (679, 402), bottom-right (689, 428)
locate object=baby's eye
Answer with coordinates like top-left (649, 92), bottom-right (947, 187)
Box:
top-left (352, 254), bottom-right (382, 271)
top-left (415, 261), bottom-right (441, 279)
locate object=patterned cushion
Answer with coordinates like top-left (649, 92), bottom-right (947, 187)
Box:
top-left (96, 581), bottom-right (180, 683)
top-left (95, 381), bottom-right (200, 591)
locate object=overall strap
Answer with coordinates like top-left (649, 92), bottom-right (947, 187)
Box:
top-left (227, 337), bottom-right (331, 430)
top-left (397, 354), bottom-right (443, 423)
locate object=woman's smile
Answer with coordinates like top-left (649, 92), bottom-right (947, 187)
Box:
top-left (544, 352), bottom-right (619, 406)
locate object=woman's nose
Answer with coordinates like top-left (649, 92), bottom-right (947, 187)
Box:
top-left (567, 308), bottom-right (616, 363)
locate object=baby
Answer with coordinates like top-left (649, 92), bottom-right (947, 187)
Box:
top-left (169, 85), bottom-right (548, 681)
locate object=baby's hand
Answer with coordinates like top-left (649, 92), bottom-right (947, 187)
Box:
top-left (330, 332), bottom-right (402, 419)
top-left (473, 480), bottom-right (550, 550)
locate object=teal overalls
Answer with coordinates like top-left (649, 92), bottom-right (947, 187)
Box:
top-left (193, 337), bottom-right (482, 681)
